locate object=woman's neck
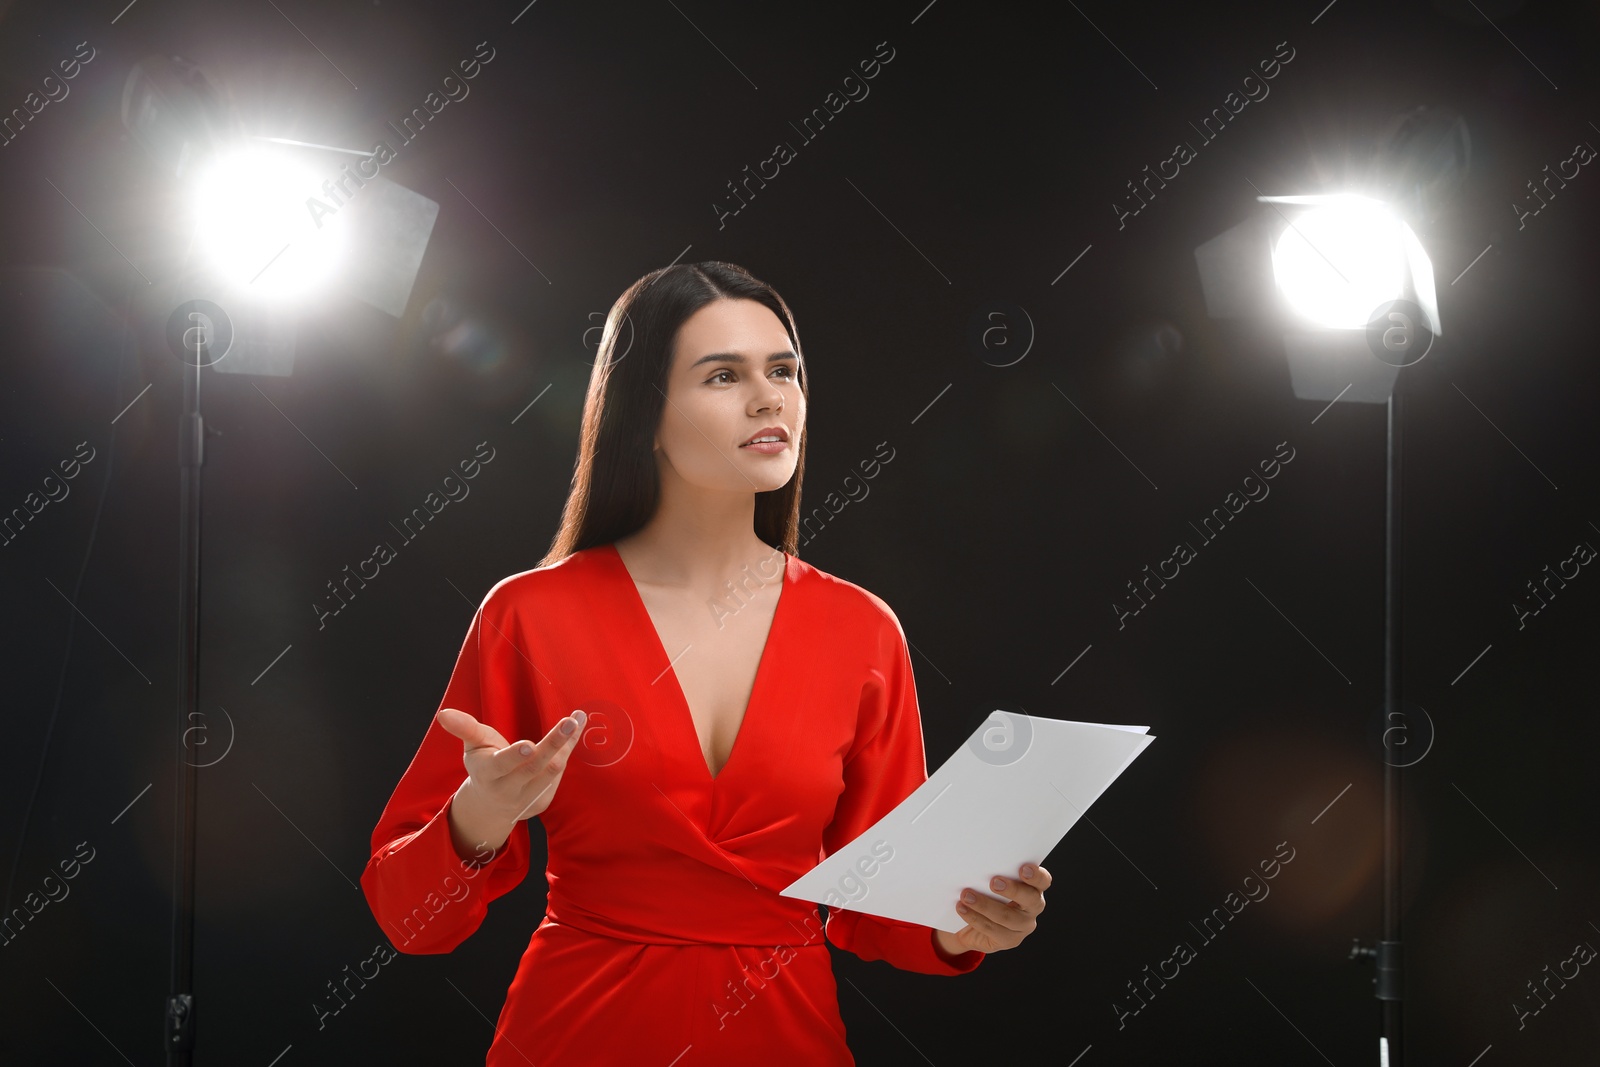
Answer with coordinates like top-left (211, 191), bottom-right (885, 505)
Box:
top-left (613, 504), bottom-right (774, 595)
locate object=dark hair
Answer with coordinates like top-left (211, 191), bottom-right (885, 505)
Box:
top-left (539, 261), bottom-right (809, 567)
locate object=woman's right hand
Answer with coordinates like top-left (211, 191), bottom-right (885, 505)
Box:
top-left (436, 707), bottom-right (588, 835)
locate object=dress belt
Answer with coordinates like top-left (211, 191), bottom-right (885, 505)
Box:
top-left (543, 898), bottom-right (831, 950)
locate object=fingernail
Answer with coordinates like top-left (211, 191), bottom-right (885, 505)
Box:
top-left (519, 743), bottom-right (533, 756)
top-left (574, 709), bottom-right (587, 725)
top-left (1021, 864), bottom-right (1035, 878)
top-left (991, 876), bottom-right (1007, 891)
top-left (560, 718), bottom-right (576, 735)
top-left (962, 890), bottom-right (977, 904)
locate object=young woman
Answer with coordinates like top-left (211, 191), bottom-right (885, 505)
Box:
top-left (359, 262), bottom-right (1050, 1064)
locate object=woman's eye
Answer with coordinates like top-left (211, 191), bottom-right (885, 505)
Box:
top-left (708, 366), bottom-right (796, 384)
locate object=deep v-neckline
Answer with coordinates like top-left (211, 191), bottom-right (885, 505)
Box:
top-left (605, 542), bottom-right (790, 784)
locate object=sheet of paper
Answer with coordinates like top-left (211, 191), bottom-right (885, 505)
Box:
top-left (780, 712), bottom-right (1154, 933)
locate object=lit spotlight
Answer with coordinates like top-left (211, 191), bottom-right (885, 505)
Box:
top-left (189, 147), bottom-right (347, 302)
top-left (122, 53), bottom-right (441, 376)
top-left (1193, 191), bottom-right (1440, 402)
top-left (1269, 195), bottom-right (1409, 330)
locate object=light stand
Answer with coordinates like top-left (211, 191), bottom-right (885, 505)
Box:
top-left (1195, 189), bottom-right (1447, 1067)
top-left (168, 333), bottom-right (205, 1061)
top-left (122, 53), bottom-right (442, 1062)
top-left (1381, 374), bottom-right (1405, 1063)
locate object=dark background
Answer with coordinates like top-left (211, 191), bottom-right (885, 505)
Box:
top-left (1, 0), bottom-right (1597, 1063)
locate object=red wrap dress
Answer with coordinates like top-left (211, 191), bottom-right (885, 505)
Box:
top-left (360, 543), bottom-right (984, 1065)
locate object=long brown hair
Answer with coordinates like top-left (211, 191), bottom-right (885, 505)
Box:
top-left (539, 261), bottom-right (810, 567)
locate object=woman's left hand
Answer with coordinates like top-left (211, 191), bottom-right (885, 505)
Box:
top-left (939, 863), bottom-right (1051, 955)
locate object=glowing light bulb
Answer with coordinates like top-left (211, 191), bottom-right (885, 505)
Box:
top-left (190, 147), bottom-right (346, 302)
top-left (1271, 196), bottom-right (1408, 329)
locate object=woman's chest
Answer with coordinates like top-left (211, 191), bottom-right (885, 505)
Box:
top-left (638, 585), bottom-right (782, 777)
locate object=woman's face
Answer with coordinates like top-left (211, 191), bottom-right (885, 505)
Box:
top-left (654, 297), bottom-right (805, 496)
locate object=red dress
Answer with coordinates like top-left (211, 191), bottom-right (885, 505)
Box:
top-left (360, 543), bottom-right (984, 1065)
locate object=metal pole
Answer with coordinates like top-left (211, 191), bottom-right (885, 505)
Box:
top-left (168, 355), bottom-right (203, 1062)
top-left (1379, 382), bottom-right (1404, 1064)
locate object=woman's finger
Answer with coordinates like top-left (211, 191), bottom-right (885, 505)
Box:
top-left (497, 711), bottom-right (588, 782)
top-left (499, 712), bottom-right (589, 820)
top-left (1019, 862), bottom-right (1052, 892)
top-left (435, 707), bottom-right (509, 751)
top-left (959, 889), bottom-right (1031, 937)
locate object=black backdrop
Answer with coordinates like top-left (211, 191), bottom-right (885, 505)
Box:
top-left (1, 0), bottom-right (1597, 1063)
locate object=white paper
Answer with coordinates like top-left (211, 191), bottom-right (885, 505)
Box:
top-left (780, 712), bottom-right (1154, 933)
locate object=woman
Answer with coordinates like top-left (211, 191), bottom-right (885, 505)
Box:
top-left (359, 261), bottom-right (1050, 1064)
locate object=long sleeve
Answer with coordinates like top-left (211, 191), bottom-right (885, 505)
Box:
top-left (360, 588), bottom-right (538, 954)
top-left (821, 601), bottom-right (985, 976)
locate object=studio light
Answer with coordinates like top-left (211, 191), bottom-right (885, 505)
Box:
top-left (1193, 191), bottom-right (1440, 402)
top-left (1191, 107), bottom-right (1471, 1067)
top-left (1269, 195), bottom-right (1410, 330)
top-left (122, 52), bottom-right (441, 376)
top-left (116, 54), bottom-right (445, 1063)
top-left (189, 146), bottom-right (349, 302)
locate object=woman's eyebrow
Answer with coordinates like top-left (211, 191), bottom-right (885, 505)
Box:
top-left (689, 351), bottom-right (798, 369)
